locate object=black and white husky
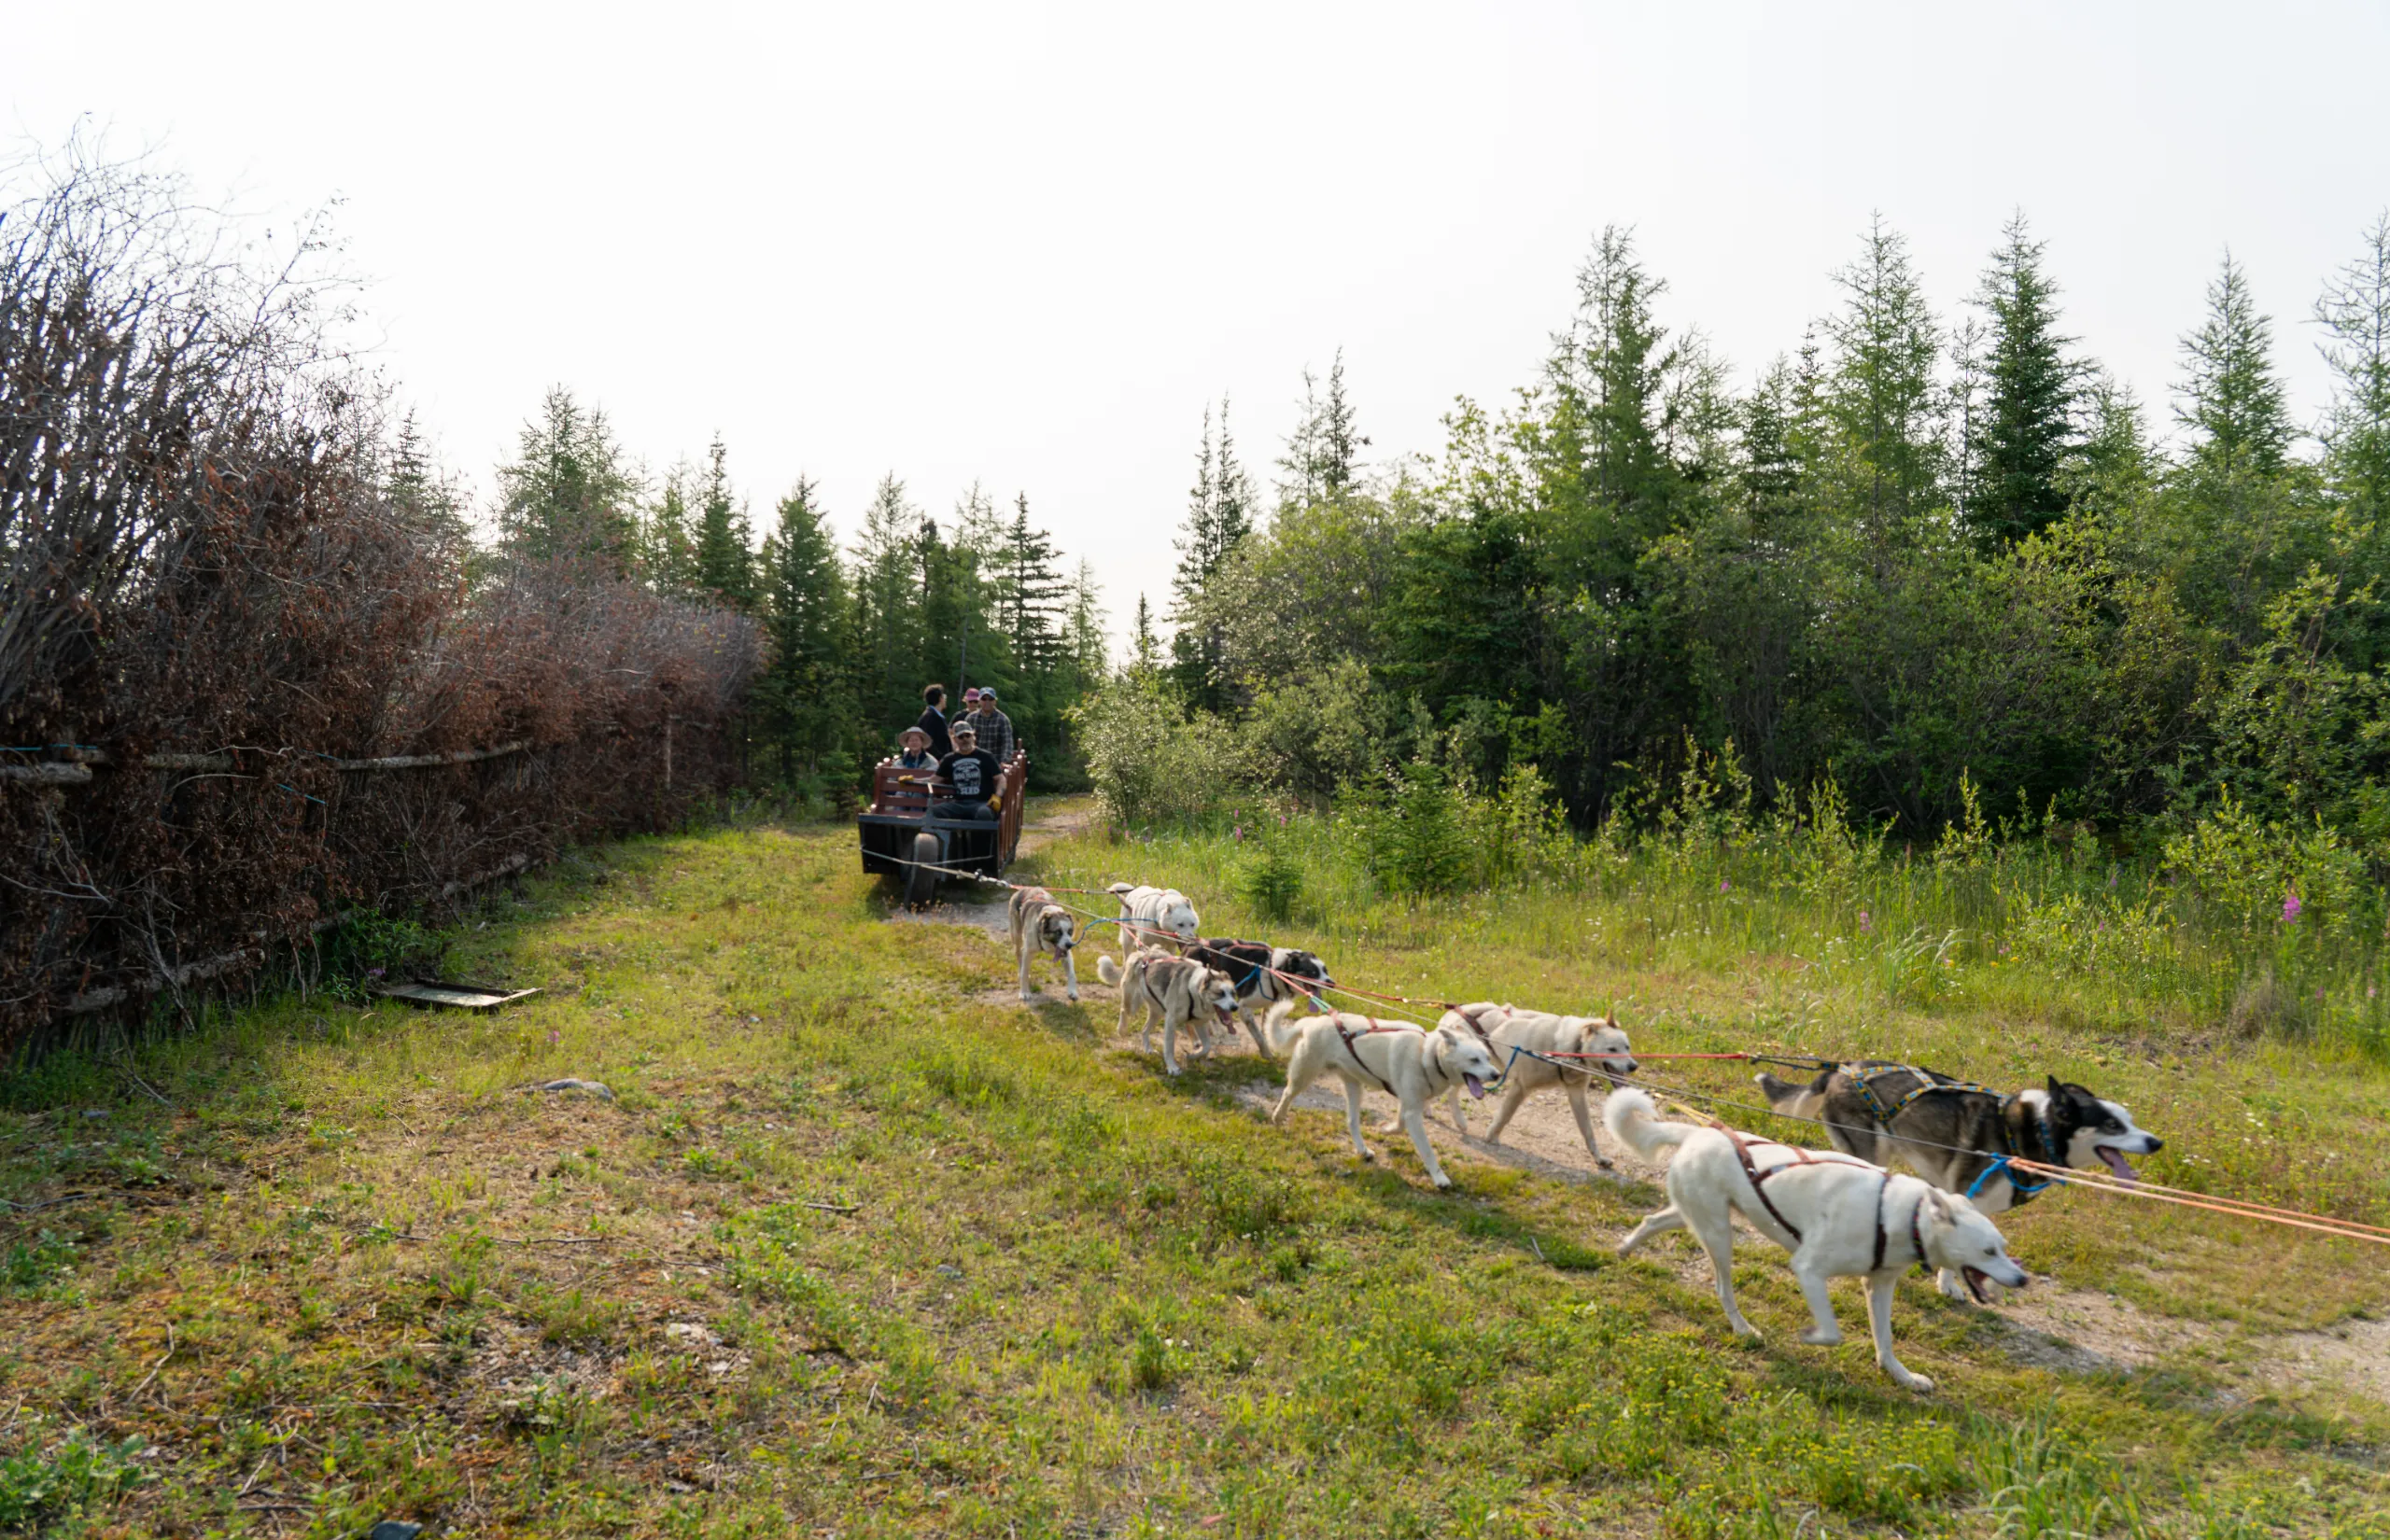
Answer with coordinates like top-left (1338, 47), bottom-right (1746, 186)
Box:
top-left (1755, 1062), bottom-right (2162, 1298)
top-left (1184, 937), bottom-right (1334, 1055)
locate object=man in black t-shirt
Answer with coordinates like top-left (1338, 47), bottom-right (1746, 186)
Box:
top-left (914, 721), bottom-right (999, 821)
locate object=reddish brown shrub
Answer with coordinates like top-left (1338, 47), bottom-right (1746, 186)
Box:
top-left (1, 152), bottom-right (759, 1059)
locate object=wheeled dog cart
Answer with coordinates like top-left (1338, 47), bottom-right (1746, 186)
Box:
top-left (857, 751), bottom-right (1028, 907)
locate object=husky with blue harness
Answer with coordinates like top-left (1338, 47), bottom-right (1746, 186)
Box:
top-left (1754, 1062), bottom-right (2163, 1301)
top-left (1183, 938), bottom-right (1335, 1056)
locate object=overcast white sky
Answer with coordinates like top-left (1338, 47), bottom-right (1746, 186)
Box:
top-left (8, 2), bottom-right (2387, 642)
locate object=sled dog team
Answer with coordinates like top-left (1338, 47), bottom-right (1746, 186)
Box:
top-left (1005, 878), bottom-right (2163, 1390)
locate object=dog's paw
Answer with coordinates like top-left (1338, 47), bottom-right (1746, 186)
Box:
top-left (1936, 1271), bottom-right (1970, 1303)
top-left (1729, 1320), bottom-right (1764, 1341)
top-left (1893, 1371), bottom-right (1935, 1393)
top-left (1594, 1155), bottom-right (1614, 1169)
top-left (1798, 1326), bottom-right (1844, 1347)
top-left (1430, 1173), bottom-right (1454, 1189)
top-left (1067, 990), bottom-right (1079, 1001)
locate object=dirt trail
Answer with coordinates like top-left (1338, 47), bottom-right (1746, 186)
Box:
top-left (885, 804), bottom-right (1099, 937)
top-left (907, 897), bottom-right (2390, 1414)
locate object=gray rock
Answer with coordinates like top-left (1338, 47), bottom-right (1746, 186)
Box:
top-left (538, 1079), bottom-right (613, 1099)
top-left (369, 1523), bottom-right (425, 1540)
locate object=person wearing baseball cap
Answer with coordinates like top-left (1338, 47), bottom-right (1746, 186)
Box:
top-left (968, 686), bottom-right (1015, 765)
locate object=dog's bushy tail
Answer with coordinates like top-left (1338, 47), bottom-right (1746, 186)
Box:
top-left (1753, 1069), bottom-right (1830, 1119)
top-left (1259, 999), bottom-right (1307, 1056)
top-left (1603, 1087), bottom-right (1694, 1160)
top-left (1107, 882), bottom-right (1135, 898)
top-left (1096, 954), bottom-right (1128, 988)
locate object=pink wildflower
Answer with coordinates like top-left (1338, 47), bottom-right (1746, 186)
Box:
top-left (2284, 889), bottom-right (2303, 924)
top-left (1719, 877), bottom-right (1731, 894)
top-left (1857, 909), bottom-right (1873, 935)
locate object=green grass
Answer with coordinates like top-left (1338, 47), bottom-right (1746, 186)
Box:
top-left (0, 806), bottom-right (2383, 1535)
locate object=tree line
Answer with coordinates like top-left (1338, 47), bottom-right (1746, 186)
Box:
top-left (1130, 212), bottom-right (2390, 853)
top-left (478, 397), bottom-right (1110, 795)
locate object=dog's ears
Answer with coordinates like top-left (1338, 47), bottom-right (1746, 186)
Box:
top-left (2046, 1074), bottom-right (2065, 1098)
top-left (1925, 1190), bottom-right (1954, 1232)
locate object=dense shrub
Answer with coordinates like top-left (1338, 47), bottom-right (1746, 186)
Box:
top-left (0, 154), bottom-right (758, 1058)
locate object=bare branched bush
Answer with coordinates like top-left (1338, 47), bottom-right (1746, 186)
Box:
top-left (1, 148), bottom-right (758, 1058)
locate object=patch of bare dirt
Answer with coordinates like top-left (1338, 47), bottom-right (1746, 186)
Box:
top-left (887, 894), bottom-right (1011, 934)
top-left (1017, 804), bottom-right (1098, 856)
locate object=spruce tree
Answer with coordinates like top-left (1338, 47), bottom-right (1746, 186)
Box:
top-left (495, 385), bottom-right (641, 569)
top-left (387, 411), bottom-right (470, 553)
top-left (1276, 354), bottom-right (1369, 508)
top-left (756, 475), bottom-right (851, 778)
top-left (2315, 213), bottom-right (2390, 511)
top-left (2177, 252), bottom-right (2292, 479)
top-left (851, 474), bottom-right (924, 730)
top-left (1131, 594), bottom-right (1161, 674)
top-left (694, 436), bottom-right (756, 609)
top-left (1171, 399), bottom-right (1256, 709)
top-left (1967, 215), bottom-right (2079, 546)
top-left (1000, 492), bottom-right (1067, 675)
top-left (1738, 357), bottom-right (1803, 529)
top-left (643, 458), bottom-right (699, 592)
top-left (1064, 558), bottom-right (1107, 693)
top-left (1821, 215), bottom-right (1946, 538)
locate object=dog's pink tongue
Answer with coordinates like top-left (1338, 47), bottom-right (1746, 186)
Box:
top-left (1464, 1074), bottom-right (1486, 1100)
top-left (2098, 1147), bottom-right (2139, 1183)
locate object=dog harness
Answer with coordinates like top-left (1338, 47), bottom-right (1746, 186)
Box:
top-left (1719, 1126), bottom-right (1926, 1269)
top-left (1713, 1123), bottom-right (1863, 1243)
top-left (1335, 1017), bottom-right (1401, 1098)
top-left (1869, 1171), bottom-right (1930, 1275)
top-left (1845, 1064), bottom-right (2058, 1206)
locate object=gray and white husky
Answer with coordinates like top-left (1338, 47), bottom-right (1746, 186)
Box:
top-left (1755, 1062), bottom-right (2162, 1299)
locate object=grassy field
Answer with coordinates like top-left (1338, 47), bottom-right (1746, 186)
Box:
top-left (0, 804), bottom-right (2384, 1537)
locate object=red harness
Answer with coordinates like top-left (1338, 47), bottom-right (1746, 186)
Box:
top-left (1334, 1016), bottom-right (1405, 1098)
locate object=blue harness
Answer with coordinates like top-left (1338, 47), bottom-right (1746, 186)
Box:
top-left (1848, 1064), bottom-right (2059, 1205)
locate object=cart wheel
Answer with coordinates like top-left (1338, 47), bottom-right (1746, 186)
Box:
top-left (904, 832), bottom-right (941, 909)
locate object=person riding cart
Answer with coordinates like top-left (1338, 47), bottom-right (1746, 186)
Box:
top-left (905, 721), bottom-right (1000, 822)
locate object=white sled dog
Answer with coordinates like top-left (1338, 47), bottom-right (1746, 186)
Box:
top-left (1440, 1002), bottom-right (1638, 1167)
top-left (1105, 883), bottom-right (1199, 958)
top-left (1605, 1087), bottom-right (2027, 1393)
top-left (1262, 1001), bottom-right (1505, 1190)
top-left (1005, 885), bottom-right (1079, 1002)
top-left (1096, 948), bottom-right (1240, 1076)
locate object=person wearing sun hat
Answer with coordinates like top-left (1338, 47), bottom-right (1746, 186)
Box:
top-left (895, 723), bottom-right (935, 771)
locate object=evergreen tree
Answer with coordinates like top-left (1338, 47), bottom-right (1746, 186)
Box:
top-left (386, 411), bottom-right (471, 553)
top-left (1821, 216), bottom-right (1946, 539)
top-left (1065, 558), bottom-right (1107, 692)
top-left (1556, 226), bottom-right (1686, 525)
top-left (1967, 215), bottom-right (2080, 546)
top-left (2177, 251), bottom-right (2292, 478)
top-left (1738, 357), bottom-right (1804, 529)
top-left (643, 459), bottom-right (699, 592)
top-left (1947, 315), bottom-right (1987, 530)
top-left (851, 473), bottom-right (924, 731)
top-left (2315, 213), bottom-right (2390, 511)
top-left (999, 492), bottom-right (1067, 675)
top-left (1171, 399), bottom-right (1257, 709)
top-left (495, 385), bottom-right (641, 569)
top-left (693, 435), bottom-right (756, 609)
top-left (1276, 353), bottom-right (1369, 508)
top-left (1131, 594), bottom-right (1161, 674)
top-left (755, 475), bottom-right (852, 779)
